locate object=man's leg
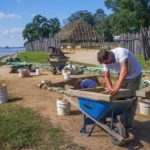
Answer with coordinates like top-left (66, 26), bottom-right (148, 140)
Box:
top-left (120, 74), bottom-right (141, 129)
top-left (120, 98), bottom-right (137, 129)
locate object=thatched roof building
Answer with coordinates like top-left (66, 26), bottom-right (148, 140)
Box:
top-left (55, 20), bottom-right (102, 43)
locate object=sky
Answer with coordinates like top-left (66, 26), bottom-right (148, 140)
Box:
top-left (0, 0), bottom-right (111, 47)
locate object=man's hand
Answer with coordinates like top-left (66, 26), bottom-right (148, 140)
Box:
top-left (108, 86), bottom-right (120, 95)
top-left (104, 86), bottom-right (120, 95)
top-left (103, 87), bottom-right (113, 94)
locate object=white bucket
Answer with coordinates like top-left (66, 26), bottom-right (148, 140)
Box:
top-left (63, 72), bottom-right (71, 81)
top-left (36, 68), bottom-right (42, 75)
top-left (18, 69), bottom-right (23, 77)
top-left (57, 98), bottom-right (71, 116)
top-left (0, 84), bottom-right (8, 104)
top-left (19, 69), bottom-right (30, 78)
top-left (139, 99), bottom-right (150, 116)
top-left (62, 69), bottom-right (66, 75)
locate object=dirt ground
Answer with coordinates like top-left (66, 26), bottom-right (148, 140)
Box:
top-left (0, 59), bottom-right (150, 149)
top-left (65, 50), bottom-right (100, 66)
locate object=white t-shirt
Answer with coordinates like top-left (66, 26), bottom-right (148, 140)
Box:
top-left (103, 47), bottom-right (142, 79)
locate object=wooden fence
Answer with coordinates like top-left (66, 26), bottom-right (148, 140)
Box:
top-left (119, 27), bottom-right (150, 60)
top-left (25, 38), bottom-right (104, 51)
top-left (25, 38), bottom-right (61, 51)
top-left (25, 38), bottom-right (117, 52)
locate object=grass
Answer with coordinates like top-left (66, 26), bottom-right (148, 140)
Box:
top-left (47, 128), bottom-right (84, 150)
top-left (18, 51), bottom-right (49, 63)
top-left (0, 104), bottom-right (85, 150)
top-left (136, 55), bottom-right (150, 70)
top-left (0, 104), bottom-right (42, 149)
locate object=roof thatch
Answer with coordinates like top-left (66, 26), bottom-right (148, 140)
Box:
top-left (55, 20), bottom-right (102, 43)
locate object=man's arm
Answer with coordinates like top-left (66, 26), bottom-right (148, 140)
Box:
top-left (104, 71), bottom-right (113, 90)
top-left (109, 59), bottom-right (128, 95)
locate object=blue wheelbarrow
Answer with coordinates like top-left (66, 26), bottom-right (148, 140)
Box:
top-left (68, 88), bottom-right (135, 145)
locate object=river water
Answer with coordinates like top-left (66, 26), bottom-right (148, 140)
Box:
top-left (0, 47), bottom-right (25, 57)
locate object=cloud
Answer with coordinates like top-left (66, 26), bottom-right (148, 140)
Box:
top-left (16, 0), bottom-right (23, 3)
top-left (0, 26), bottom-right (24, 47)
top-left (2, 28), bottom-right (22, 36)
top-left (0, 12), bottom-right (21, 20)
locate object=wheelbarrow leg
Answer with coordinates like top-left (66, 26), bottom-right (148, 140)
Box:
top-left (110, 111), bottom-right (114, 129)
top-left (110, 110), bottom-right (118, 129)
top-left (88, 123), bottom-right (96, 136)
top-left (80, 114), bottom-right (96, 136)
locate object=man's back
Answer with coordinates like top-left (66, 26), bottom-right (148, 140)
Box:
top-left (103, 47), bottom-right (142, 79)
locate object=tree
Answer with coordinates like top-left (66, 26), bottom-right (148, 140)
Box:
top-left (23, 15), bottom-right (60, 42)
top-left (134, 0), bottom-right (150, 29)
top-left (109, 10), bottom-right (136, 34)
top-left (93, 9), bottom-right (113, 41)
top-left (105, 0), bottom-right (150, 33)
top-left (93, 9), bottom-right (106, 29)
top-left (49, 18), bottom-right (60, 37)
top-left (23, 23), bottom-right (39, 42)
top-left (32, 15), bottom-right (51, 39)
top-left (66, 10), bottom-right (94, 26)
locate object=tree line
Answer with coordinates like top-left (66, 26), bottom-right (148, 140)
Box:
top-left (23, 0), bottom-right (150, 43)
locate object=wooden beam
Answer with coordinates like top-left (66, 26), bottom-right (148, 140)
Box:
top-left (68, 88), bottom-right (134, 102)
top-left (136, 86), bottom-right (150, 98)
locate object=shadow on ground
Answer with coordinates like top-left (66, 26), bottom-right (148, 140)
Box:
top-left (8, 97), bottom-right (23, 103)
top-left (124, 119), bottom-right (150, 149)
top-left (70, 110), bottom-right (82, 115)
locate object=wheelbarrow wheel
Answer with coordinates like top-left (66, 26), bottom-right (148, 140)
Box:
top-left (110, 122), bottom-right (127, 146)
